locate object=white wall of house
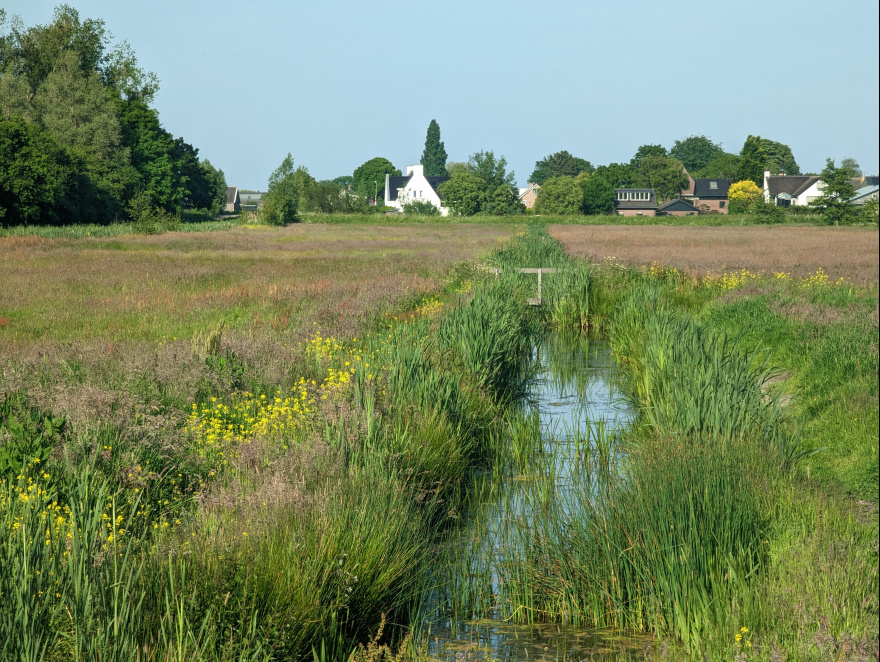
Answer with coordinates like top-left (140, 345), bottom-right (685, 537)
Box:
top-left (796, 181), bottom-right (823, 205)
top-left (385, 165), bottom-right (448, 215)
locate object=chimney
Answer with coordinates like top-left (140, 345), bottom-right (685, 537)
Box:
top-left (763, 170), bottom-right (771, 203)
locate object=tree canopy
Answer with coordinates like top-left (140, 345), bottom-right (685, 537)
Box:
top-left (738, 135), bottom-right (767, 187)
top-left (630, 144), bottom-right (667, 169)
top-left (420, 119), bottom-right (447, 177)
top-left (810, 158), bottom-right (859, 225)
top-left (534, 176), bottom-right (583, 215)
top-left (635, 155), bottom-right (689, 202)
top-left (529, 150), bottom-right (592, 185)
top-left (0, 5), bottom-right (219, 227)
top-left (593, 162), bottom-right (637, 189)
top-left (437, 150), bottom-right (523, 216)
top-left (669, 135), bottom-right (724, 173)
top-left (261, 153), bottom-right (300, 225)
top-left (353, 157), bottom-right (400, 202)
top-left (579, 175), bottom-right (615, 215)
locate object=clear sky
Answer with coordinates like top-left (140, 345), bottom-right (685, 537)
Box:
top-left (5, 0), bottom-right (879, 187)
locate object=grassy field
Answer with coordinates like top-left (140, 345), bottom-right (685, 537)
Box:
top-left (0, 220), bottom-right (877, 660)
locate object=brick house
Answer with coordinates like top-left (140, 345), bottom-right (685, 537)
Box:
top-left (614, 188), bottom-right (657, 216)
top-left (518, 183), bottom-right (540, 209)
top-left (681, 172), bottom-right (730, 213)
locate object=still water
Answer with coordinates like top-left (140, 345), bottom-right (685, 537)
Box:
top-left (422, 335), bottom-right (654, 661)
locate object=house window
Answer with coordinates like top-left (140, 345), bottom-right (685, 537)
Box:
top-left (636, 211), bottom-right (644, 216)
top-left (617, 192), bottom-right (629, 201)
top-left (720, 201), bottom-right (726, 208)
top-left (709, 181), bottom-right (718, 189)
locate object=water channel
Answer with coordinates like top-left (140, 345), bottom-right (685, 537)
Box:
top-left (421, 334), bottom-right (656, 661)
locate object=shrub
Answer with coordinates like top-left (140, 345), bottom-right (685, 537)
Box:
top-left (401, 200), bottom-right (439, 216)
top-left (534, 176), bottom-right (583, 215)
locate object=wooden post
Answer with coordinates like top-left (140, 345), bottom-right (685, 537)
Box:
top-left (517, 268), bottom-right (558, 305)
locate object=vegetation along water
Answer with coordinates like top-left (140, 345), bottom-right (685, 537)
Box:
top-left (0, 223), bottom-right (877, 661)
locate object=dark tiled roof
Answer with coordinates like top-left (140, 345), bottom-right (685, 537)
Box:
top-left (863, 176), bottom-right (879, 186)
top-left (386, 175), bottom-right (412, 201)
top-left (614, 188), bottom-right (657, 210)
top-left (692, 178), bottom-right (730, 198)
top-left (657, 199), bottom-right (698, 213)
top-left (425, 176), bottom-right (449, 192)
top-left (766, 175), bottom-right (819, 198)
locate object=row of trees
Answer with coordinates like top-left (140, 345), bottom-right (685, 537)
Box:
top-left (0, 6), bottom-right (226, 227)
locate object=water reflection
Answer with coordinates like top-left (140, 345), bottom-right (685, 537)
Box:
top-left (423, 335), bottom-right (647, 661)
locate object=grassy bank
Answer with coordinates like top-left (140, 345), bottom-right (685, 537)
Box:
top-left (487, 226), bottom-right (878, 660)
top-left (0, 225), bottom-right (545, 659)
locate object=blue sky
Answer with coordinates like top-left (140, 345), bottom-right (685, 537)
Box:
top-left (5, 0), bottom-right (879, 187)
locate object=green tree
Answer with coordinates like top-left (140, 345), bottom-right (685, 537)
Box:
top-left (630, 144), bottom-right (667, 169)
top-left (580, 175), bottom-right (615, 215)
top-left (0, 117), bottom-right (76, 225)
top-left (810, 158), bottom-right (859, 225)
top-left (0, 4), bottom-right (157, 101)
top-left (593, 162), bottom-right (636, 189)
top-left (739, 135), bottom-right (767, 187)
top-left (199, 159), bottom-right (227, 215)
top-left (529, 150), bottom-right (592, 185)
top-left (696, 153), bottom-right (741, 180)
top-left (420, 119), bottom-right (447, 177)
top-left (469, 150), bottom-right (516, 190)
top-left (437, 170), bottom-right (487, 216)
top-left (261, 153), bottom-right (300, 225)
top-left (353, 157), bottom-right (400, 202)
top-left (669, 135), bottom-right (724, 172)
top-left (534, 176), bottom-right (583, 215)
top-left (486, 184), bottom-right (525, 216)
top-left (840, 157), bottom-right (862, 178)
top-left (635, 155), bottom-right (689, 201)
top-left (761, 139), bottom-right (799, 175)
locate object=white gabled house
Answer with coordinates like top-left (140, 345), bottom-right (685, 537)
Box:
top-left (384, 165), bottom-right (450, 215)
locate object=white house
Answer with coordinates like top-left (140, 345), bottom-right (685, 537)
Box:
top-left (763, 171), bottom-right (823, 207)
top-left (384, 165), bottom-right (450, 215)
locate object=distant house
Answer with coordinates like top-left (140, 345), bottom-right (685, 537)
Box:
top-left (239, 191), bottom-right (265, 211)
top-left (384, 165), bottom-right (450, 214)
top-left (848, 184), bottom-right (879, 206)
top-left (518, 183), bottom-right (541, 209)
top-left (862, 176), bottom-right (879, 187)
top-left (763, 171), bottom-right (822, 207)
top-left (225, 187), bottom-right (240, 213)
top-left (614, 188), bottom-right (658, 216)
top-left (658, 199), bottom-right (699, 216)
top-left (681, 172), bottom-right (730, 213)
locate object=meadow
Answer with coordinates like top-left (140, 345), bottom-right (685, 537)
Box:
top-left (0, 220), bottom-right (877, 661)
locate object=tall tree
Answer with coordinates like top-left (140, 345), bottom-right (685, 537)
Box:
top-left (840, 157), bottom-right (862, 178)
top-left (420, 119), bottom-right (447, 177)
top-left (437, 171), bottom-right (487, 216)
top-left (579, 175), bottom-right (615, 215)
top-left (529, 150), bottom-right (592, 185)
top-left (534, 176), bottom-right (583, 215)
top-left (669, 135), bottom-right (724, 172)
top-left (630, 144), bottom-right (667, 169)
top-left (0, 117), bottom-right (77, 225)
top-left (696, 153), bottom-right (741, 180)
top-left (353, 157), bottom-right (400, 202)
top-left (199, 159), bottom-right (227, 215)
top-left (593, 162), bottom-right (637, 189)
top-left (469, 150), bottom-right (516, 190)
top-left (261, 153), bottom-right (299, 225)
top-left (739, 135), bottom-right (767, 187)
top-left (635, 155), bottom-right (689, 201)
top-left (810, 158), bottom-right (858, 225)
top-left (760, 139), bottom-right (799, 175)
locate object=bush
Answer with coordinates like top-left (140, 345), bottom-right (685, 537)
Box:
top-left (534, 176), bottom-right (583, 215)
top-left (127, 190), bottom-right (181, 234)
top-left (401, 200), bottom-right (439, 216)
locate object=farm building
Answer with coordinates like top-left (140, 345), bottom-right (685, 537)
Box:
top-left (225, 187), bottom-right (240, 213)
top-left (614, 188), bottom-right (658, 216)
top-left (384, 165), bottom-right (450, 215)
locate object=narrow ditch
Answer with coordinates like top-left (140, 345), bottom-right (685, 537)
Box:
top-left (419, 334), bottom-right (653, 661)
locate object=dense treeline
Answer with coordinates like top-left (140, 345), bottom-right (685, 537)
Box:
top-left (0, 5), bottom-right (226, 227)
